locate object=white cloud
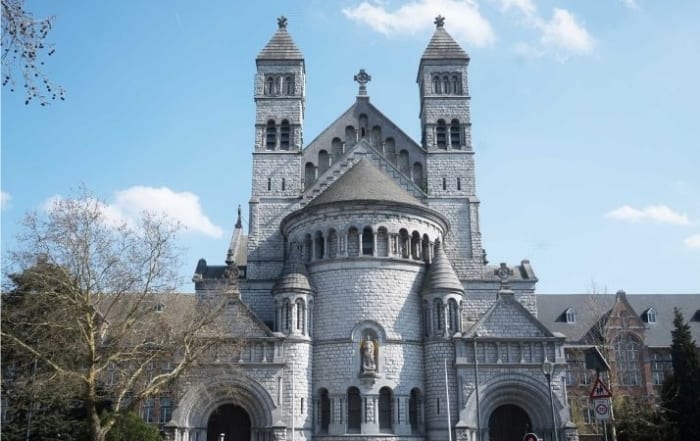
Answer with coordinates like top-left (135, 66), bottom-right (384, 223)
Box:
top-left (621, 0), bottom-right (639, 10)
top-left (684, 234), bottom-right (700, 249)
top-left (494, 0), bottom-right (536, 17)
top-left (342, 0), bottom-right (495, 47)
top-left (43, 186), bottom-right (224, 238)
top-left (539, 8), bottom-right (595, 55)
top-left (1, 191), bottom-right (11, 210)
top-left (605, 204), bottom-right (691, 226)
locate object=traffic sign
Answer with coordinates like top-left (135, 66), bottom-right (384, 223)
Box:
top-left (523, 433), bottom-right (539, 441)
top-left (589, 377), bottom-right (612, 399)
top-left (594, 399), bottom-right (611, 420)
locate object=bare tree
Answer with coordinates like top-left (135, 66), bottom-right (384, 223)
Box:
top-left (1, 0), bottom-right (64, 105)
top-left (1, 189), bottom-right (239, 441)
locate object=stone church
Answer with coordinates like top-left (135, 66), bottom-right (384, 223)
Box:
top-left (170, 16), bottom-right (578, 441)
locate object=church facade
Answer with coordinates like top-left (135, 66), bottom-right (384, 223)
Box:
top-left (171, 16), bottom-right (579, 441)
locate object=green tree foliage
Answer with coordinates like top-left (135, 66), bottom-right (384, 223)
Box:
top-left (105, 412), bottom-right (162, 441)
top-left (661, 308), bottom-right (700, 441)
top-left (614, 398), bottom-right (673, 441)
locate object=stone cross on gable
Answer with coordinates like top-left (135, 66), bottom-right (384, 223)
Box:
top-left (434, 15), bottom-right (445, 28)
top-left (354, 69), bottom-right (372, 96)
top-left (277, 16), bottom-right (288, 29)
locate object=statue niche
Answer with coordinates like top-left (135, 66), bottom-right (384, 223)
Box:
top-left (360, 333), bottom-right (379, 378)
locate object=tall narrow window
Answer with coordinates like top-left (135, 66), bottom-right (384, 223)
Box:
top-left (267, 177), bottom-right (271, 191)
top-left (450, 119), bottom-right (461, 148)
top-left (379, 387), bottom-right (393, 432)
top-left (345, 126), bottom-right (357, 147)
top-left (614, 334), bottom-right (642, 386)
top-left (443, 75), bottom-right (450, 94)
top-left (283, 300), bottom-right (291, 332)
top-left (142, 398), bottom-right (154, 423)
top-left (433, 75), bottom-right (441, 93)
top-left (362, 226), bottom-right (373, 256)
top-left (452, 75), bottom-right (461, 94)
top-left (320, 389), bottom-right (330, 433)
top-left (285, 76), bottom-right (294, 95)
top-left (304, 162), bottom-right (316, 189)
top-left (159, 397), bottom-right (172, 423)
top-left (457, 178), bottom-right (461, 191)
top-left (318, 150), bottom-right (330, 175)
top-left (296, 299), bottom-right (305, 333)
top-left (434, 299), bottom-right (444, 332)
top-left (281, 178), bottom-right (286, 191)
top-left (280, 120), bottom-right (290, 150)
top-left (448, 299), bottom-right (459, 332)
top-left (347, 387), bottom-right (361, 433)
top-left (436, 120), bottom-right (447, 148)
top-left (359, 114), bottom-right (368, 139)
top-left (332, 137), bottom-right (343, 161)
top-left (409, 389), bottom-right (421, 433)
top-left (266, 120), bottom-right (276, 150)
top-left (413, 162), bottom-right (424, 187)
top-left (348, 227), bottom-right (360, 257)
top-left (399, 150), bottom-right (410, 175)
top-left (266, 76), bottom-right (275, 95)
top-left (442, 178), bottom-right (447, 190)
top-left (385, 137), bottom-right (396, 164)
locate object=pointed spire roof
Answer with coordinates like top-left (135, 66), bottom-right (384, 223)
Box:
top-left (423, 239), bottom-right (464, 293)
top-left (272, 251), bottom-right (315, 293)
top-left (257, 16), bottom-right (304, 61)
top-left (307, 159), bottom-right (425, 209)
top-left (421, 16), bottom-right (469, 60)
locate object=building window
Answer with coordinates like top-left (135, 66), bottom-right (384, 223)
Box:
top-left (106, 361), bottom-right (117, 386)
top-left (457, 178), bottom-right (461, 191)
top-left (281, 178), bottom-right (286, 191)
top-left (433, 75), bottom-right (441, 93)
top-left (614, 334), bottom-right (642, 386)
top-left (159, 397), bottom-right (172, 423)
top-left (362, 227), bottom-right (374, 256)
top-left (347, 387), bottom-right (361, 433)
top-left (142, 398), bottom-right (155, 423)
top-left (304, 162), bottom-right (316, 189)
top-left (443, 75), bottom-right (450, 94)
top-left (442, 177), bottom-right (447, 190)
top-left (296, 299), bottom-right (305, 333)
top-left (565, 308), bottom-right (576, 324)
top-left (434, 299), bottom-right (444, 332)
top-left (436, 119), bottom-right (447, 148)
top-left (651, 352), bottom-right (672, 385)
top-left (450, 119), bottom-right (460, 147)
top-left (452, 75), bottom-right (461, 94)
top-left (266, 120), bottom-right (276, 150)
top-left (379, 387), bottom-right (393, 432)
top-left (285, 75), bottom-right (294, 95)
top-left (448, 299), bottom-right (459, 333)
top-left (282, 300), bottom-right (291, 332)
top-left (409, 388), bottom-right (421, 433)
top-left (280, 120), bottom-right (290, 150)
top-left (266, 76), bottom-right (275, 95)
top-left (319, 389), bottom-right (330, 433)
top-left (645, 308), bottom-right (657, 324)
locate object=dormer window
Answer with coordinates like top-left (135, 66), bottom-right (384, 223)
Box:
top-left (645, 308), bottom-right (657, 324)
top-left (565, 308), bottom-right (576, 324)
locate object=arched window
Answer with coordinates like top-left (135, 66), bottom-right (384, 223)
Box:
top-left (266, 76), bottom-right (275, 95)
top-left (347, 387), bottom-right (361, 433)
top-left (379, 387), bottom-right (393, 432)
top-left (436, 120), bottom-right (447, 149)
top-left (359, 114), bottom-right (368, 139)
top-left (295, 299), bottom-right (305, 334)
top-left (327, 229), bottom-right (338, 259)
top-left (279, 120), bottom-right (290, 150)
top-left (332, 137), bottom-right (343, 161)
top-left (433, 75), bottom-right (441, 93)
top-left (409, 388), bottom-right (421, 433)
top-left (362, 226), bottom-right (373, 256)
top-left (452, 75), bottom-right (461, 94)
top-left (448, 299), bottom-right (459, 333)
top-left (399, 229), bottom-right (410, 258)
top-left (645, 308), bottom-right (657, 324)
top-left (411, 231), bottom-right (421, 260)
top-left (319, 389), bottom-right (330, 433)
top-left (347, 227), bottom-right (359, 257)
top-left (345, 125), bottom-right (357, 147)
top-left (442, 177), bottom-right (447, 190)
top-left (565, 308), bottom-right (576, 324)
top-left (422, 234), bottom-right (431, 262)
top-left (399, 150), bottom-right (410, 175)
top-left (614, 334), bottom-right (642, 386)
top-left (443, 75), bottom-right (450, 94)
top-left (377, 227), bottom-right (389, 257)
top-left (303, 234), bottom-right (312, 262)
top-left (266, 120), bottom-right (276, 150)
top-left (450, 119), bottom-right (460, 148)
top-left (282, 300), bottom-right (291, 332)
top-left (285, 76), bottom-right (294, 95)
top-left (385, 137), bottom-right (396, 164)
top-left (434, 299), bottom-right (444, 332)
top-left (371, 126), bottom-right (382, 150)
top-left (304, 162), bottom-right (316, 190)
top-left (413, 162), bottom-right (424, 187)
top-left (457, 177), bottom-right (461, 191)
top-left (314, 231), bottom-right (324, 260)
top-left (318, 150), bottom-right (330, 175)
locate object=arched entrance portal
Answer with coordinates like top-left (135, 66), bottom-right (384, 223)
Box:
top-left (207, 404), bottom-right (251, 441)
top-left (488, 404), bottom-right (532, 441)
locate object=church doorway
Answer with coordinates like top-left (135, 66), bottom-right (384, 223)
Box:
top-left (488, 404), bottom-right (532, 441)
top-left (207, 404), bottom-right (251, 441)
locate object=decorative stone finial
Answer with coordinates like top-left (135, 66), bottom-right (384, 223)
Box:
top-left (354, 69), bottom-right (372, 96)
top-left (277, 16), bottom-right (288, 29)
top-left (495, 262), bottom-right (512, 290)
top-left (434, 15), bottom-right (445, 28)
top-left (235, 204), bottom-right (242, 229)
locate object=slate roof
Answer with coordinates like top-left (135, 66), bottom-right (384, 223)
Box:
top-left (272, 254), bottom-right (315, 293)
top-left (421, 23), bottom-right (469, 60)
top-left (257, 24), bottom-right (304, 61)
top-left (306, 159), bottom-right (426, 209)
top-left (423, 239), bottom-right (463, 293)
top-left (536, 293), bottom-right (700, 347)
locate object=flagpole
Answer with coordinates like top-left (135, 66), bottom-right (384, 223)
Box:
top-left (445, 358), bottom-right (452, 441)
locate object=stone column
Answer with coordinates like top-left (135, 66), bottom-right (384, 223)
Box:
top-left (372, 232), bottom-right (378, 256)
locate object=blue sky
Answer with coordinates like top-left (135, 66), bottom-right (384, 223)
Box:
top-left (2, 0), bottom-right (699, 293)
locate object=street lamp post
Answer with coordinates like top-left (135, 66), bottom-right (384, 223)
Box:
top-left (542, 361), bottom-right (559, 441)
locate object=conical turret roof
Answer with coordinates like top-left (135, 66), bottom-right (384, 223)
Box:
top-left (257, 16), bottom-right (304, 61)
top-left (423, 239), bottom-right (464, 293)
top-left (272, 252), bottom-right (314, 293)
top-left (421, 16), bottom-right (469, 60)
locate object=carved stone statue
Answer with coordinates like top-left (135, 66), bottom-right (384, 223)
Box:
top-left (362, 335), bottom-right (376, 372)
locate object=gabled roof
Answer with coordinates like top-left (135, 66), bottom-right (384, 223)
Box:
top-left (306, 158), bottom-right (425, 209)
top-left (421, 21), bottom-right (469, 60)
top-left (257, 19), bottom-right (304, 61)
